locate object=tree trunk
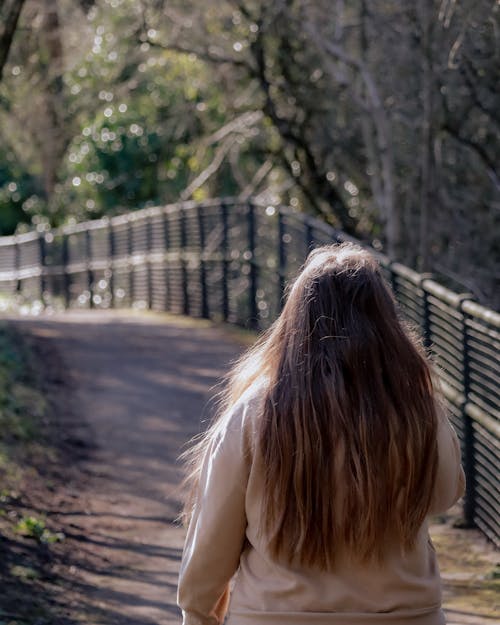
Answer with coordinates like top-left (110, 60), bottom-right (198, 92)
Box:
top-left (39, 0), bottom-right (66, 199)
top-left (418, 0), bottom-right (436, 272)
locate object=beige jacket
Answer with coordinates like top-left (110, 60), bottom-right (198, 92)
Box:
top-left (177, 383), bottom-right (465, 625)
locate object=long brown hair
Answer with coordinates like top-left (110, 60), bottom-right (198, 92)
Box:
top-left (183, 242), bottom-right (439, 569)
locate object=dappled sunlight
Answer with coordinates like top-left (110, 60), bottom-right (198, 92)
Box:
top-left (1, 308), bottom-right (498, 623)
top-left (0, 0), bottom-right (498, 620)
top-left (430, 520), bottom-right (499, 622)
top-left (2, 309), bottom-right (243, 624)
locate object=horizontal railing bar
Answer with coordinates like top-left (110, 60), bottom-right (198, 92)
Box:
top-left (474, 518), bottom-right (500, 546)
top-left (422, 279), bottom-right (472, 308)
top-left (438, 369), bottom-right (464, 396)
top-left (473, 462), bottom-right (499, 495)
top-left (467, 339), bottom-right (500, 366)
top-left (468, 365), bottom-right (500, 392)
top-left (427, 296), bottom-right (464, 322)
top-left (439, 379), bottom-right (499, 436)
top-left (474, 443), bottom-right (500, 477)
top-left (391, 262), bottom-right (422, 286)
top-left (473, 494), bottom-right (500, 527)
top-left (429, 324), bottom-right (463, 357)
top-left (467, 392), bottom-right (500, 422)
top-left (462, 300), bottom-right (500, 327)
top-left (0, 230), bottom-right (40, 246)
top-left (434, 355), bottom-right (464, 383)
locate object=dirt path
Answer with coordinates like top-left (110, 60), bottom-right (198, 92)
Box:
top-left (7, 310), bottom-right (499, 625)
top-left (12, 310), bottom-right (243, 625)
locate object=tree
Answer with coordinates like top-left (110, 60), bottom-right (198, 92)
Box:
top-left (0, 0), bottom-right (498, 307)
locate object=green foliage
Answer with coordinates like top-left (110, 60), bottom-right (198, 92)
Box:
top-left (486, 564), bottom-right (500, 581)
top-left (0, 0), bottom-right (497, 306)
top-left (0, 325), bottom-right (50, 514)
top-left (0, 0), bottom-right (260, 230)
top-left (14, 516), bottom-right (64, 544)
top-left (0, 325), bottom-right (64, 622)
top-left (9, 564), bottom-right (40, 581)
top-left (0, 164), bottom-right (36, 235)
top-left (0, 328), bottom-right (44, 446)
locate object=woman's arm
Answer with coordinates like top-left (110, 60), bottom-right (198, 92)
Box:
top-left (428, 412), bottom-right (466, 516)
top-left (177, 400), bottom-right (251, 625)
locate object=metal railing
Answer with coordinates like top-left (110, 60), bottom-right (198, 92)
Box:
top-left (0, 198), bottom-right (498, 545)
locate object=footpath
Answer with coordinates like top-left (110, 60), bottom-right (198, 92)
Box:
top-left (5, 310), bottom-right (499, 625)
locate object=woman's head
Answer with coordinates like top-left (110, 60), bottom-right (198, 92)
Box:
top-left (273, 243), bottom-right (405, 387)
top-left (185, 242), bottom-right (439, 568)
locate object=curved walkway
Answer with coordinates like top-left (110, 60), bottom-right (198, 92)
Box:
top-left (13, 310), bottom-right (243, 625)
top-left (9, 310), bottom-right (498, 625)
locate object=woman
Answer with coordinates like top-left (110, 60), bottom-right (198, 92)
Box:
top-left (177, 243), bottom-right (465, 625)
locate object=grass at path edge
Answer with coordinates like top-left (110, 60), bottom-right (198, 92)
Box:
top-left (0, 322), bottom-right (71, 625)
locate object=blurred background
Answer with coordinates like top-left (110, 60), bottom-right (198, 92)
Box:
top-left (0, 3), bottom-right (499, 623)
top-left (0, 0), bottom-right (499, 308)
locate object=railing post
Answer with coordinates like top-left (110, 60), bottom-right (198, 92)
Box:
top-left (108, 220), bottom-right (115, 309)
top-left (197, 205), bottom-right (209, 319)
top-left (420, 274), bottom-right (433, 352)
top-left (146, 214), bottom-right (153, 310)
top-left (278, 209), bottom-right (286, 310)
top-left (221, 202), bottom-right (229, 322)
top-left (38, 232), bottom-right (47, 307)
top-left (180, 207), bottom-right (189, 316)
top-left (62, 233), bottom-right (70, 309)
top-left (85, 229), bottom-right (94, 309)
top-left (388, 262), bottom-right (398, 298)
top-left (247, 201), bottom-right (258, 330)
top-left (14, 235), bottom-right (21, 297)
top-left (127, 217), bottom-right (134, 307)
top-left (459, 296), bottom-right (476, 528)
top-left (163, 209), bottom-right (171, 311)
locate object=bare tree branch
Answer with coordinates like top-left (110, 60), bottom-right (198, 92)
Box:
top-left (442, 123), bottom-right (500, 190)
top-left (0, 0), bottom-right (26, 82)
top-left (205, 111), bottom-right (263, 145)
top-left (141, 37), bottom-right (256, 73)
top-left (304, 16), bottom-right (399, 252)
top-left (238, 159), bottom-right (274, 200)
top-left (180, 138), bottom-right (236, 200)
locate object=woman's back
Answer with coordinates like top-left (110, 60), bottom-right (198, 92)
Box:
top-left (231, 383), bottom-right (463, 624)
top-left (177, 243), bottom-right (466, 625)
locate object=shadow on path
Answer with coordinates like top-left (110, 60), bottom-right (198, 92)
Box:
top-left (9, 310), bottom-right (244, 625)
top-left (4, 310), bottom-right (497, 625)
